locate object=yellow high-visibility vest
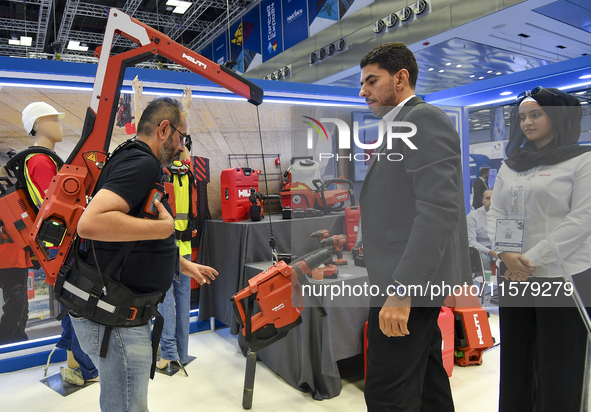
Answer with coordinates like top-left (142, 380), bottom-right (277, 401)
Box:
top-left (172, 160), bottom-right (192, 256)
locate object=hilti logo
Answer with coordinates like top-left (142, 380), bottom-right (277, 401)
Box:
top-left (272, 303), bottom-right (285, 312)
top-left (336, 194), bottom-right (348, 201)
top-left (473, 314), bottom-right (484, 345)
top-left (238, 190), bottom-right (250, 198)
top-left (182, 52), bottom-right (207, 69)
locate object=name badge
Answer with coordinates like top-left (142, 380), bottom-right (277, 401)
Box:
top-left (494, 219), bottom-right (525, 253)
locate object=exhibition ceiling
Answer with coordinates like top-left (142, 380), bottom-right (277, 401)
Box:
top-left (1, 0), bottom-right (591, 129)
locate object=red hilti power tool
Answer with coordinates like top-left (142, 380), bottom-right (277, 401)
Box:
top-left (248, 188), bottom-right (280, 222)
top-left (231, 248), bottom-right (331, 409)
top-left (320, 235), bottom-right (348, 266)
top-left (281, 178), bottom-right (355, 215)
top-left (0, 8), bottom-right (263, 285)
top-left (231, 248), bottom-right (331, 351)
top-left (309, 230), bottom-right (338, 279)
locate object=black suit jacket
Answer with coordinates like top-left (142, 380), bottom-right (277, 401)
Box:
top-left (472, 178), bottom-right (488, 210)
top-left (359, 97), bottom-right (472, 305)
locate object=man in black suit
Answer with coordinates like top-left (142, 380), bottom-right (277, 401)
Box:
top-left (358, 42), bottom-right (472, 412)
top-left (472, 167), bottom-right (489, 210)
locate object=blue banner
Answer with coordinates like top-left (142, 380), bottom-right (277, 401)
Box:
top-left (201, 43), bottom-right (213, 62)
top-left (308, 0), bottom-right (338, 36)
top-left (243, 5), bottom-right (262, 72)
top-left (213, 32), bottom-right (228, 65)
top-left (339, 0), bottom-right (374, 20)
top-left (283, 0), bottom-right (308, 50)
top-left (230, 19), bottom-right (244, 74)
top-left (261, 0), bottom-right (283, 62)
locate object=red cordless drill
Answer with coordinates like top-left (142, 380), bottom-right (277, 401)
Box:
top-left (309, 230), bottom-right (338, 279)
top-left (320, 235), bottom-right (348, 266)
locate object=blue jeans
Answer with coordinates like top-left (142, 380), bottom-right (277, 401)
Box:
top-left (70, 315), bottom-right (152, 412)
top-left (56, 313), bottom-right (98, 380)
top-left (159, 254), bottom-right (191, 364)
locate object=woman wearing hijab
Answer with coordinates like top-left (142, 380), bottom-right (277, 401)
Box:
top-left (487, 87), bottom-right (591, 412)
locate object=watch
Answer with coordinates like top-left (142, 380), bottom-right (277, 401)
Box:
top-left (391, 280), bottom-right (409, 298)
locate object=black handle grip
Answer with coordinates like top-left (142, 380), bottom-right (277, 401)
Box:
top-left (292, 248), bottom-right (332, 272)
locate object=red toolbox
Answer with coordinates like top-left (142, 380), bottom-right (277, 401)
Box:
top-left (452, 307), bottom-right (494, 366)
top-left (439, 307), bottom-right (454, 377)
top-left (345, 206), bottom-right (360, 251)
top-left (221, 167), bottom-right (260, 222)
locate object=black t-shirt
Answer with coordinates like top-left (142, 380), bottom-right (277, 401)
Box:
top-left (84, 141), bottom-right (178, 294)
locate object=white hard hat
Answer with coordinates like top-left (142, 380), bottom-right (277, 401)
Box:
top-left (22, 102), bottom-right (65, 135)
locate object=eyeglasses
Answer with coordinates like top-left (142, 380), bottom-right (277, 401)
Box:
top-left (169, 124), bottom-right (191, 147)
top-left (517, 86), bottom-right (565, 106)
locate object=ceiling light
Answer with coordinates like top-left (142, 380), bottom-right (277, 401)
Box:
top-left (470, 75), bottom-right (475, 78)
top-left (579, 75), bottom-right (591, 79)
top-left (487, 71), bottom-right (493, 74)
top-left (166, 0), bottom-right (180, 5)
top-left (428, 68), bottom-right (434, 71)
top-left (20, 36), bottom-right (32, 47)
top-left (582, 101), bottom-right (589, 105)
top-left (173, 6), bottom-right (189, 14)
top-left (576, 91), bottom-right (586, 95)
top-left (456, 64), bottom-right (462, 68)
top-left (67, 40), bottom-right (89, 51)
top-left (496, 72), bottom-right (502, 75)
top-left (8, 39), bottom-right (20, 45)
top-left (439, 69), bottom-right (444, 73)
top-left (500, 91), bottom-right (512, 96)
top-left (479, 76), bottom-right (484, 79)
top-left (445, 63), bottom-right (451, 66)
top-left (67, 40), bottom-right (80, 50)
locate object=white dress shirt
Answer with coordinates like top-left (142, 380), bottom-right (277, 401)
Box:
top-left (467, 206), bottom-right (492, 255)
top-left (382, 95), bottom-right (417, 123)
top-left (487, 152), bottom-right (591, 278)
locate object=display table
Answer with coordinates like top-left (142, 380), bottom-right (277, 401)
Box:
top-left (238, 253), bottom-right (370, 400)
top-left (196, 214), bottom-right (346, 333)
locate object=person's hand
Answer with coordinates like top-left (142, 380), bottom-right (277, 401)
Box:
top-left (154, 199), bottom-right (174, 238)
top-left (488, 250), bottom-right (498, 259)
top-left (132, 76), bottom-right (143, 99)
top-left (499, 252), bottom-right (535, 281)
top-left (183, 262), bottom-right (218, 285)
top-left (182, 86), bottom-right (192, 115)
top-left (379, 295), bottom-right (411, 337)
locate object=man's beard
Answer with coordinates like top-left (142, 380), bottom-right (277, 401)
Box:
top-left (158, 132), bottom-right (178, 168)
top-left (368, 78), bottom-right (398, 118)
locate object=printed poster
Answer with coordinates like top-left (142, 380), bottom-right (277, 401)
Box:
top-left (261, 0), bottom-right (283, 62)
top-left (243, 5), bottom-right (263, 72)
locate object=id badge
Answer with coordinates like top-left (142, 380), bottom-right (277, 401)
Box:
top-left (494, 219), bottom-right (525, 253)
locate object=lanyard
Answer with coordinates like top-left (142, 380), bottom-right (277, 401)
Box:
top-left (510, 165), bottom-right (543, 212)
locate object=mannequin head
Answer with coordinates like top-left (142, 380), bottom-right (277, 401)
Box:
top-left (21, 102), bottom-right (65, 151)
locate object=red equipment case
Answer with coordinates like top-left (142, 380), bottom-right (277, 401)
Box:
top-left (452, 307), bottom-right (494, 366)
top-left (439, 307), bottom-right (455, 377)
top-left (221, 167), bottom-right (260, 222)
top-left (345, 206), bottom-right (360, 251)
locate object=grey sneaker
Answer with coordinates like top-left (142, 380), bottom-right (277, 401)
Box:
top-left (60, 367), bottom-right (84, 386)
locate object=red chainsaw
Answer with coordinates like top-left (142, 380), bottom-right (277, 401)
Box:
top-left (281, 178), bottom-right (355, 214)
